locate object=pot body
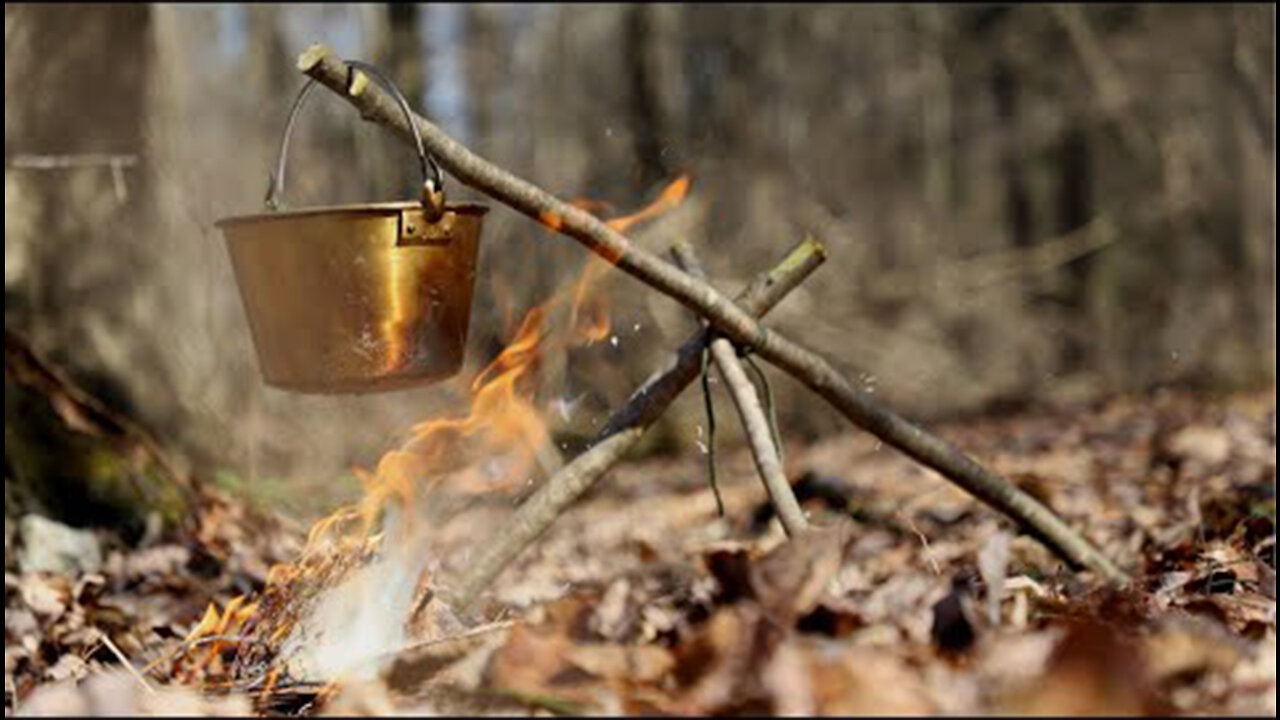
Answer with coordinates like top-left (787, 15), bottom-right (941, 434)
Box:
top-left (216, 201), bottom-right (486, 394)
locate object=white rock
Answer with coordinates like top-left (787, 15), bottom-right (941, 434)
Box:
top-left (18, 515), bottom-right (103, 576)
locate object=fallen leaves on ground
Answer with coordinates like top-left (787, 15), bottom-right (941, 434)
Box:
top-left (5, 488), bottom-right (300, 715)
top-left (5, 387), bottom-right (1275, 716)
top-left (19, 671), bottom-right (252, 717)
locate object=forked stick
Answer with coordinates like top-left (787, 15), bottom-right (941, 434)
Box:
top-left (671, 241), bottom-right (809, 537)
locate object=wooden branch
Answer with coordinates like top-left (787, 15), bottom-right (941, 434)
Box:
top-left (298, 44), bottom-right (1128, 586)
top-left (449, 237), bottom-right (827, 608)
top-left (9, 154), bottom-right (138, 203)
top-left (671, 242), bottom-right (809, 537)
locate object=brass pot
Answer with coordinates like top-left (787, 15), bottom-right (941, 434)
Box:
top-left (216, 61), bottom-right (486, 394)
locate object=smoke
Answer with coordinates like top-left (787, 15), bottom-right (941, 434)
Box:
top-left (275, 506), bottom-right (434, 682)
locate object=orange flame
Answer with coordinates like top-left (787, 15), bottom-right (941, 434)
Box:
top-left (604, 175), bottom-right (691, 234)
top-left (569, 175), bottom-right (691, 344)
top-left (173, 595), bottom-right (259, 683)
top-left (296, 174), bottom-right (692, 554)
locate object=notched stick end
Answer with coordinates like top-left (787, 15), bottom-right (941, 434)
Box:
top-left (348, 69), bottom-right (370, 98)
top-left (297, 43), bottom-right (332, 74)
top-left (772, 236), bottom-right (827, 283)
top-left (800, 234), bottom-right (828, 262)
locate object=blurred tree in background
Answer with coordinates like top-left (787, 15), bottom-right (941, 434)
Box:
top-left (5, 4), bottom-right (1275, 519)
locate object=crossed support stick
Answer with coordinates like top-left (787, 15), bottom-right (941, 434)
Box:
top-left (296, 45), bottom-right (1130, 604)
top-left (671, 241), bottom-right (811, 538)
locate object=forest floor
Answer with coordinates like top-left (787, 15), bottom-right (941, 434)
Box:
top-left (5, 386), bottom-right (1276, 716)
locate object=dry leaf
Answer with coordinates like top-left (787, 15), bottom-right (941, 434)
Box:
top-left (42, 655), bottom-right (87, 684)
top-left (405, 591), bottom-right (466, 646)
top-left (565, 644), bottom-right (674, 685)
top-left (795, 600), bottom-right (866, 638)
top-left (6, 647), bottom-right (27, 676)
top-left (1228, 635), bottom-right (1277, 715)
top-left (999, 620), bottom-right (1159, 715)
top-left (749, 523), bottom-right (848, 622)
top-left (589, 579), bottom-right (632, 641)
top-left (384, 624), bottom-right (514, 696)
top-left (483, 621), bottom-right (605, 711)
top-left (761, 635), bottom-right (936, 715)
top-left (320, 679), bottom-right (397, 717)
top-left (121, 546), bottom-right (192, 581)
top-left (1166, 426), bottom-right (1233, 468)
top-left (809, 645), bottom-right (935, 715)
top-left (759, 637), bottom-right (815, 716)
top-left (673, 604), bottom-right (777, 715)
top-left (5, 610), bottom-right (38, 642)
top-left (1144, 615), bottom-right (1245, 683)
top-left (977, 629), bottom-right (1063, 691)
top-left (19, 577), bottom-right (68, 620)
top-left (17, 679), bottom-right (90, 717)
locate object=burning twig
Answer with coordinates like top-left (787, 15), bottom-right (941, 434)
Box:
top-left (140, 636), bottom-right (254, 680)
top-left (297, 44), bottom-right (1128, 586)
top-left (448, 237), bottom-right (828, 608)
top-left (671, 241), bottom-right (809, 537)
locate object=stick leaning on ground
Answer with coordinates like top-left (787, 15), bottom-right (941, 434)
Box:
top-left (297, 44), bottom-right (1128, 586)
top-left (449, 237), bottom-right (827, 608)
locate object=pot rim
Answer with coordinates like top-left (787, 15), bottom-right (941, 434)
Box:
top-left (215, 200), bottom-right (490, 229)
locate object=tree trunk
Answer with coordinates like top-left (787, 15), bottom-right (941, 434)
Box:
top-left (624, 4), bottom-right (675, 190)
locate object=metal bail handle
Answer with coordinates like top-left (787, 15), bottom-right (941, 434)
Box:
top-left (264, 59), bottom-right (446, 220)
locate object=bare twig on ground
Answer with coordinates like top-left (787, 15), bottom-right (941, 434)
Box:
top-left (381, 620), bottom-right (519, 688)
top-left (99, 632), bottom-right (157, 696)
top-left (298, 44), bottom-right (1128, 586)
top-left (671, 241), bottom-right (809, 537)
top-left (449, 237), bottom-right (827, 608)
top-left (392, 620), bottom-right (518, 659)
top-left (899, 511), bottom-right (943, 577)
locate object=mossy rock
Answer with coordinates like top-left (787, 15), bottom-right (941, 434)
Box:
top-left (5, 332), bottom-right (192, 541)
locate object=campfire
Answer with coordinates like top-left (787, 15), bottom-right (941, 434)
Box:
top-left (12, 32), bottom-right (1272, 718)
top-left (167, 173), bottom-right (696, 693)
